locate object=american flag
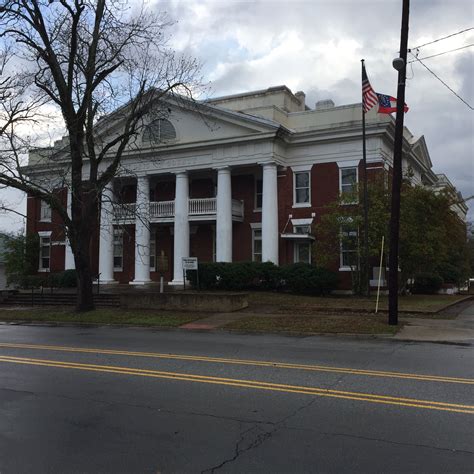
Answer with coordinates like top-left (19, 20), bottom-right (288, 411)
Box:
top-left (362, 64), bottom-right (378, 113)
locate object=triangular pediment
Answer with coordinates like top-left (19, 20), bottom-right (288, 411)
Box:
top-left (410, 135), bottom-right (433, 170)
top-left (98, 91), bottom-right (282, 151)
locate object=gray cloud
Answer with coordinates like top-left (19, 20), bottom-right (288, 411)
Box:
top-left (1, 0), bottom-right (473, 232)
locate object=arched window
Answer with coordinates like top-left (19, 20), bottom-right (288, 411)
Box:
top-left (142, 119), bottom-right (176, 144)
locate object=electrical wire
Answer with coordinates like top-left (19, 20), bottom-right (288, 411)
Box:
top-left (410, 27), bottom-right (474, 51)
top-left (409, 52), bottom-right (474, 110)
top-left (408, 43), bottom-right (474, 63)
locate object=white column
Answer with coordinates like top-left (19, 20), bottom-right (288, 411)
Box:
top-left (64, 187), bottom-right (75, 270)
top-left (171, 171), bottom-right (190, 285)
top-left (98, 184), bottom-right (116, 284)
top-left (131, 175), bottom-right (151, 285)
top-left (216, 167), bottom-right (232, 262)
top-left (261, 162), bottom-right (279, 264)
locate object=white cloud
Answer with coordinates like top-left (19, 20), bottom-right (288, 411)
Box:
top-left (155, 0), bottom-right (473, 218)
top-left (1, 0), bottom-right (472, 232)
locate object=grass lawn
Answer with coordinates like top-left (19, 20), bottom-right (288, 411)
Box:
top-left (226, 313), bottom-right (400, 335)
top-left (0, 308), bottom-right (204, 327)
top-left (245, 292), bottom-right (469, 314)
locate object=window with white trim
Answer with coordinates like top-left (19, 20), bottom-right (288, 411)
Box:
top-left (252, 228), bottom-right (262, 262)
top-left (294, 171), bottom-right (310, 205)
top-left (212, 226), bottom-right (216, 262)
top-left (40, 200), bottom-right (51, 222)
top-left (340, 226), bottom-right (358, 268)
top-left (39, 235), bottom-right (51, 271)
top-left (340, 167), bottom-right (358, 199)
top-left (113, 229), bottom-right (123, 271)
top-left (293, 225), bottom-right (312, 264)
top-left (254, 178), bottom-right (263, 210)
top-left (150, 237), bottom-right (156, 271)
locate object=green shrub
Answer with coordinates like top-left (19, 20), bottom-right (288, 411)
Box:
top-left (411, 272), bottom-right (444, 294)
top-left (187, 262), bottom-right (263, 291)
top-left (257, 262), bottom-right (284, 290)
top-left (281, 263), bottom-right (339, 296)
top-left (18, 275), bottom-right (46, 289)
top-left (436, 263), bottom-right (464, 286)
top-left (46, 272), bottom-right (61, 288)
top-left (187, 261), bottom-right (337, 295)
top-left (58, 269), bottom-right (77, 288)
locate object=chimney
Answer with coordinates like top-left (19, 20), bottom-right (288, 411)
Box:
top-left (295, 91), bottom-right (306, 110)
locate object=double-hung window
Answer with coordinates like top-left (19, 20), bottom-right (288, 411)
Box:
top-left (294, 171), bottom-right (311, 206)
top-left (149, 237), bottom-right (156, 271)
top-left (254, 178), bottom-right (263, 210)
top-left (40, 200), bottom-right (51, 222)
top-left (293, 225), bottom-right (312, 264)
top-left (252, 227), bottom-right (262, 262)
top-left (39, 234), bottom-right (51, 272)
top-left (340, 226), bottom-right (358, 269)
top-left (113, 229), bottom-right (123, 271)
top-left (340, 167), bottom-right (358, 202)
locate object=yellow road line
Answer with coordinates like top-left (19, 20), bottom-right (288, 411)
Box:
top-left (0, 355), bottom-right (472, 415)
top-left (0, 342), bottom-right (472, 385)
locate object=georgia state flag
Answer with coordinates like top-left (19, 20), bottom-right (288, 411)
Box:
top-left (376, 93), bottom-right (409, 114)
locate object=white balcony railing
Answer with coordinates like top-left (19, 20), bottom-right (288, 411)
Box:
top-left (113, 203), bottom-right (136, 220)
top-left (114, 198), bottom-right (244, 221)
top-left (150, 200), bottom-right (174, 218)
top-left (189, 197), bottom-right (217, 215)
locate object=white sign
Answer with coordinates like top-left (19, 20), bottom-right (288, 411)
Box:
top-left (182, 257), bottom-right (198, 270)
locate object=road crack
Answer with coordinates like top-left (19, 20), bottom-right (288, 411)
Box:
top-left (201, 397), bottom-right (318, 473)
top-left (323, 431), bottom-right (474, 455)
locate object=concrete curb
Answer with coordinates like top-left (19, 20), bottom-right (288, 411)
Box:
top-left (1, 320), bottom-right (472, 346)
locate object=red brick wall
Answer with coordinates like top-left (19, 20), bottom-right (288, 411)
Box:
top-left (27, 188), bottom-right (69, 274)
top-left (151, 225), bottom-right (174, 282)
top-left (27, 163), bottom-right (385, 290)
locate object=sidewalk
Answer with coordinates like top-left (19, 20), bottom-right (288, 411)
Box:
top-left (395, 300), bottom-right (474, 344)
top-left (179, 299), bottom-right (474, 345)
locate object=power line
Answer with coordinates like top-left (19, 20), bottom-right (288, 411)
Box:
top-left (410, 27), bottom-right (474, 51)
top-left (409, 52), bottom-right (474, 110)
top-left (408, 43), bottom-right (474, 63)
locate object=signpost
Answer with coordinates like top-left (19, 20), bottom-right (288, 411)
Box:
top-left (182, 257), bottom-right (199, 290)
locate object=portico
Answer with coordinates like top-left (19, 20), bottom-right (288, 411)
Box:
top-left (97, 163), bottom-right (280, 286)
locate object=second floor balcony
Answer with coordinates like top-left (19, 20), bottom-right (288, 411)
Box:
top-left (113, 197), bottom-right (244, 223)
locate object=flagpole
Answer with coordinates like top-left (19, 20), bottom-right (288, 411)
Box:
top-left (361, 59), bottom-right (371, 298)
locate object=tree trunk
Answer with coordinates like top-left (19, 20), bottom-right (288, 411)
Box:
top-left (75, 232), bottom-right (95, 312)
top-left (71, 189), bottom-right (99, 312)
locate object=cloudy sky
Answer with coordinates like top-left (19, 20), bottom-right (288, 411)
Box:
top-left (1, 0), bottom-right (473, 231)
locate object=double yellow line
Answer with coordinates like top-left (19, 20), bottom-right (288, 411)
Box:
top-left (0, 342), bottom-right (472, 385)
top-left (0, 354), bottom-right (473, 414)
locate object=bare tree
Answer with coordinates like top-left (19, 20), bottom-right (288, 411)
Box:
top-left (0, 0), bottom-right (201, 310)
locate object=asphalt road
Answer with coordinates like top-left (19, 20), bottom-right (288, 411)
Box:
top-left (0, 324), bottom-right (472, 473)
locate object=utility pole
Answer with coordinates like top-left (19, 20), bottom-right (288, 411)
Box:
top-left (388, 0), bottom-right (410, 325)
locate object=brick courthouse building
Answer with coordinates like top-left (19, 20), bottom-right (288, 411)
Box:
top-left (25, 86), bottom-right (460, 289)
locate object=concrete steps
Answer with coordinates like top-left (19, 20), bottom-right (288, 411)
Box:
top-left (3, 292), bottom-right (120, 307)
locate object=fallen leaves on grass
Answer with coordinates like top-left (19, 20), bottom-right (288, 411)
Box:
top-left (226, 314), bottom-right (401, 335)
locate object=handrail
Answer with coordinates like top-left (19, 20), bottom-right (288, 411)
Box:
top-left (114, 198), bottom-right (244, 220)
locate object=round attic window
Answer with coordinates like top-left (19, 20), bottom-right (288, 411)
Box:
top-left (142, 119), bottom-right (176, 144)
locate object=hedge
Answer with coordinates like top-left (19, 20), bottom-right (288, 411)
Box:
top-left (14, 270), bottom-right (78, 289)
top-left (281, 263), bottom-right (339, 296)
top-left (187, 261), bottom-right (338, 295)
top-left (411, 272), bottom-right (444, 294)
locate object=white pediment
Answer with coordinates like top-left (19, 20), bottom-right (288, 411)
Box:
top-left (410, 135), bottom-right (433, 170)
top-left (138, 104), bottom-right (277, 147)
